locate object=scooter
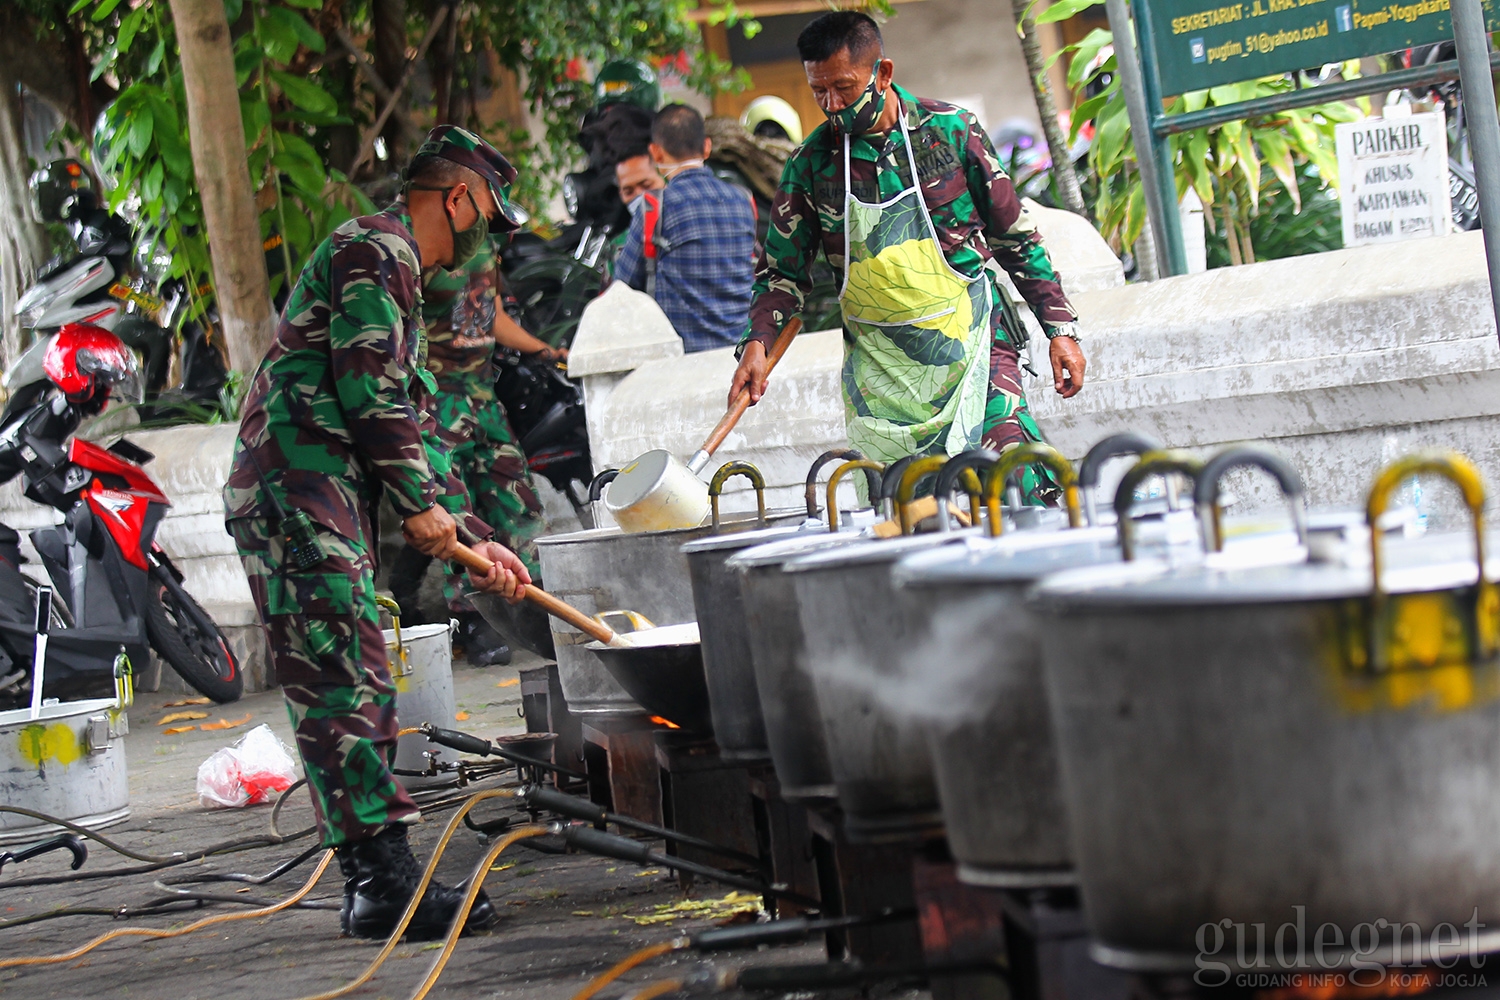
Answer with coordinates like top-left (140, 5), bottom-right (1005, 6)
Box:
top-left (0, 323), bottom-right (242, 708)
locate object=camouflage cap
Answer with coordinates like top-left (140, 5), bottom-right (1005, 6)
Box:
top-left (411, 125), bottom-right (529, 233)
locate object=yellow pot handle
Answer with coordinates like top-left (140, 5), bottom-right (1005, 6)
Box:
top-left (825, 459), bottom-right (886, 533)
top-left (981, 443), bottom-right (1082, 538)
top-left (1112, 450), bottom-right (1203, 560)
top-left (709, 461), bottom-right (767, 529)
top-left (895, 455), bottom-right (949, 536)
top-left (375, 594), bottom-right (409, 677)
top-left (1366, 451), bottom-right (1496, 670)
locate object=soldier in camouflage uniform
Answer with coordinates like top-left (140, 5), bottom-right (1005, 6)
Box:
top-left (730, 12), bottom-right (1087, 500)
top-left (223, 126), bottom-right (530, 941)
top-left (396, 237), bottom-right (556, 664)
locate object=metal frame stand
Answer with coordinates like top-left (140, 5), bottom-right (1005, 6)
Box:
top-left (1115, 0), bottom-right (1500, 297)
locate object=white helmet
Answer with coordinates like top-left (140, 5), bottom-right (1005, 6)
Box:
top-left (741, 95), bottom-right (804, 145)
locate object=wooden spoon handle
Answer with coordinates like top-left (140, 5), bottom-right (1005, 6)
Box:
top-left (450, 544), bottom-right (622, 646)
top-left (696, 317), bottom-right (803, 461)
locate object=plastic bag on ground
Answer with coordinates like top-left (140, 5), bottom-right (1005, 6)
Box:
top-left (196, 723), bottom-right (298, 808)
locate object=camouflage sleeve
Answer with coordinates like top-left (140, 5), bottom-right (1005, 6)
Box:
top-left (327, 232), bottom-right (440, 520)
top-left (418, 394), bottom-right (494, 543)
top-left (743, 152), bottom-right (820, 356)
top-left (961, 111), bottom-right (1078, 331)
top-left (614, 205), bottom-right (647, 291)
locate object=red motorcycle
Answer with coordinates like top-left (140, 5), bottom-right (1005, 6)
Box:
top-left (0, 323), bottom-right (241, 706)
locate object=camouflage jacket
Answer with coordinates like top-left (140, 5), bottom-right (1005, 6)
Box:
top-left (223, 204), bottom-right (491, 543)
top-left (421, 241), bottom-right (501, 402)
top-left (744, 85), bottom-right (1078, 354)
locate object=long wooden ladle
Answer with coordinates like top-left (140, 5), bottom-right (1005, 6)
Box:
top-left (450, 543), bottom-right (633, 648)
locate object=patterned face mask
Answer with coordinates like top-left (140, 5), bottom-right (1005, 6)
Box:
top-left (825, 70), bottom-right (886, 137)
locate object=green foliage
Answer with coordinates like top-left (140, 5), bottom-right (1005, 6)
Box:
top-left (1048, 3), bottom-right (1356, 266)
top-left (1205, 161), bottom-right (1342, 267)
top-left (81, 0), bottom-right (369, 311)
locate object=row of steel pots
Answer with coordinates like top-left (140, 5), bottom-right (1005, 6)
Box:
top-left (538, 437), bottom-right (1500, 975)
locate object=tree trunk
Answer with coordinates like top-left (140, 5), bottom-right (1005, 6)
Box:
top-left (371, 0), bottom-right (409, 158)
top-left (430, 0), bottom-right (459, 125)
top-left (0, 75), bottom-right (48, 371)
top-left (166, 0), bottom-right (274, 374)
top-left (1008, 0), bottom-right (1088, 218)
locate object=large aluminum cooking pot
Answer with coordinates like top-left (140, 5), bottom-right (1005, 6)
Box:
top-left (888, 435), bottom-right (1178, 886)
top-left (724, 458), bottom-right (888, 799)
top-left (536, 493), bottom-right (805, 714)
top-left (1031, 448), bottom-right (1500, 974)
top-left (681, 455), bottom-right (880, 761)
top-left (784, 449), bottom-right (1072, 840)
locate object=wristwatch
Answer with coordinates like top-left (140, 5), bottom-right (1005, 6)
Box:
top-left (1045, 321), bottom-right (1081, 343)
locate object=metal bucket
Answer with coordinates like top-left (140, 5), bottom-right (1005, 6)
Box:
top-left (784, 531), bottom-right (984, 839)
top-left (728, 530), bottom-right (867, 800)
top-left (682, 522), bottom-right (814, 760)
top-left (1029, 450), bottom-right (1500, 973)
top-left (537, 509), bottom-right (803, 715)
top-left (0, 698), bottom-right (129, 844)
top-left (891, 529), bottom-right (1118, 885)
top-left (386, 622), bottom-right (458, 787)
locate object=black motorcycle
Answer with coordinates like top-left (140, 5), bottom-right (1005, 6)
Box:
top-left (0, 324), bottom-right (242, 708)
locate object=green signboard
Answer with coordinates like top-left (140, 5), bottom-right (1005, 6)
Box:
top-left (1147, 0), bottom-right (1490, 96)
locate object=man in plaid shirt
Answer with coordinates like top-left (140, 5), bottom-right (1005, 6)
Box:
top-left (615, 104), bottom-right (757, 353)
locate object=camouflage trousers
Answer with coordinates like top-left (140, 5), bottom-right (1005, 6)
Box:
top-left (431, 389), bottom-right (544, 610)
top-left (228, 516), bottom-right (419, 848)
top-left (980, 333), bottom-right (1053, 504)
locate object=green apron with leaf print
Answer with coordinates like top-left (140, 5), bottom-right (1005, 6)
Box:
top-left (838, 115), bottom-right (992, 463)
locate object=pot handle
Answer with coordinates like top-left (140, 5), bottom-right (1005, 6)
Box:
top-left (709, 461), bottom-right (767, 529)
top-left (879, 455), bottom-right (919, 520)
top-left (1194, 444), bottom-right (1308, 553)
top-left (587, 469), bottom-right (620, 504)
top-left (895, 455), bottom-right (949, 536)
top-left (374, 594), bottom-right (410, 677)
top-left (805, 449), bottom-right (864, 518)
top-left (826, 459), bottom-right (886, 533)
top-left (933, 449), bottom-right (999, 533)
top-left (594, 609), bottom-right (657, 633)
top-left (1078, 432), bottom-right (1164, 526)
top-left (1112, 450), bottom-right (1203, 560)
top-left (1365, 451), bottom-right (1496, 672)
top-left (982, 444), bottom-right (1082, 538)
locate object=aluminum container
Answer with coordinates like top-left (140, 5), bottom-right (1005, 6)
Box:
top-left (387, 622), bottom-right (458, 788)
top-left (1, 697), bottom-right (129, 844)
top-left (1030, 451), bottom-right (1500, 973)
top-left (682, 522), bottom-right (818, 760)
top-left (536, 511), bottom-right (803, 714)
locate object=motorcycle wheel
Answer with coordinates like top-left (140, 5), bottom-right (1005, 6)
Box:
top-left (145, 572), bottom-right (243, 703)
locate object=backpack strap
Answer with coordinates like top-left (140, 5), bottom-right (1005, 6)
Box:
top-left (641, 191), bottom-right (661, 298)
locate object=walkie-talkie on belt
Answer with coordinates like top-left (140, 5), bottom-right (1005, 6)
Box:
top-left (246, 451), bottom-right (326, 570)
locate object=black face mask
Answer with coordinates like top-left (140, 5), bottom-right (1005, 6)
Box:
top-left (407, 184), bottom-right (492, 268)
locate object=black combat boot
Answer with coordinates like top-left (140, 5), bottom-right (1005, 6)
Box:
top-left (335, 824), bottom-right (497, 940)
top-left (456, 612), bottom-right (512, 667)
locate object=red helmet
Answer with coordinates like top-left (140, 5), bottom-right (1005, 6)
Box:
top-left (43, 323), bottom-right (143, 406)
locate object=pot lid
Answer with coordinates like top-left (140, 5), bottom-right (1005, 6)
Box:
top-left (726, 529), bottom-right (865, 570)
top-left (681, 521), bottom-right (816, 554)
top-left (1031, 528), bottom-right (1495, 611)
top-left (894, 525), bottom-right (1123, 588)
top-left (782, 525), bottom-right (998, 574)
top-left (537, 508), bottom-right (804, 547)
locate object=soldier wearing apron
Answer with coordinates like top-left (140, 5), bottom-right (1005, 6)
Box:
top-left (731, 11), bottom-right (1086, 497)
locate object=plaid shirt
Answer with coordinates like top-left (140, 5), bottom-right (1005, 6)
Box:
top-left (615, 166), bottom-right (757, 353)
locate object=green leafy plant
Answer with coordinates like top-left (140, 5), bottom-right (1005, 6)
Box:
top-left (1048, 8), bottom-right (1358, 265)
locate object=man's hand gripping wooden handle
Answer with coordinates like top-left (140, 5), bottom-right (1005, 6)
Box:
top-left (450, 544), bottom-right (629, 648)
top-left (692, 319), bottom-right (803, 474)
